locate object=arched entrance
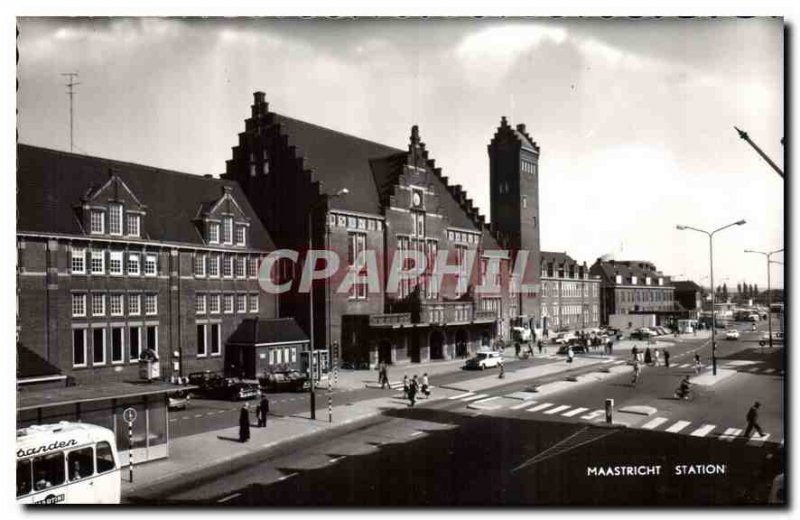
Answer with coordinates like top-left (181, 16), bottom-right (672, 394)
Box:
top-left (455, 329), bottom-right (469, 358)
top-left (378, 339), bottom-right (392, 365)
top-left (430, 330), bottom-right (445, 360)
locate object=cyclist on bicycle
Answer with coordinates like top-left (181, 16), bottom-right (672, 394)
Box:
top-left (675, 376), bottom-right (691, 400)
top-left (631, 359), bottom-right (641, 385)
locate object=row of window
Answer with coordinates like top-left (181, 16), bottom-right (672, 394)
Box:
top-left (328, 213), bottom-right (384, 232)
top-left (17, 442), bottom-right (116, 497)
top-left (72, 292), bottom-right (157, 318)
top-left (616, 289), bottom-right (673, 303)
top-left (196, 323), bottom-right (222, 357)
top-left (447, 230), bottom-right (480, 245)
top-left (89, 205), bottom-right (141, 237)
top-left (205, 217), bottom-right (248, 247)
top-left (71, 249), bottom-right (157, 276)
top-left (521, 160), bottom-right (538, 175)
top-left (541, 281), bottom-right (599, 298)
top-left (614, 274), bottom-right (665, 286)
top-left (195, 293), bottom-right (259, 315)
top-left (542, 268), bottom-right (588, 280)
top-left (72, 324), bottom-right (157, 368)
top-left (193, 253), bottom-right (259, 279)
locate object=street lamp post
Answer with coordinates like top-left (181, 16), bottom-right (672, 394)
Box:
top-left (744, 248), bottom-right (783, 348)
top-left (676, 219), bottom-right (746, 376)
top-left (307, 187), bottom-right (349, 420)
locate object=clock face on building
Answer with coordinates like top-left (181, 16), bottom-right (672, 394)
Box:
top-left (412, 191), bottom-right (422, 207)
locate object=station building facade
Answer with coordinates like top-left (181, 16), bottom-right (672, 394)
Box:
top-left (589, 259), bottom-right (676, 325)
top-left (539, 251), bottom-right (602, 333)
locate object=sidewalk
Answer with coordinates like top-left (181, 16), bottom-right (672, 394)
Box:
top-left (123, 347), bottom-right (613, 499)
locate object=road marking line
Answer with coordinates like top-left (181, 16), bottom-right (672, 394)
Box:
top-left (580, 410), bottom-right (605, 421)
top-left (217, 492), bottom-right (241, 503)
top-left (277, 472), bottom-right (298, 481)
top-left (194, 414), bottom-right (203, 418)
top-left (206, 412), bottom-right (215, 416)
top-left (448, 392), bottom-right (474, 400)
top-left (747, 433), bottom-right (771, 446)
top-left (641, 417), bottom-right (669, 430)
top-left (764, 368), bottom-right (776, 373)
top-left (410, 431), bottom-right (425, 437)
top-left (690, 424), bottom-right (716, 437)
top-left (561, 407), bottom-right (589, 417)
top-left (169, 419), bottom-right (177, 423)
top-left (718, 428), bottom-right (742, 441)
top-left (461, 394), bottom-right (490, 402)
top-left (182, 417), bottom-right (190, 420)
top-left (613, 360), bottom-right (627, 365)
top-left (526, 403), bottom-right (554, 413)
top-left (677, 363), bottom-right (690, 368)
top-left (472, 396), bottom-right (501, 405)
top-left (665, 420), bottom-right (691, 433)
top-left (749, 367), bottom-right (761, 372)
top-left (328, 456), bottom-right (346, 464)
top-left (510, 401), bottom-right (534, 410)
top-left (544, 405), bottom-right (572, 415)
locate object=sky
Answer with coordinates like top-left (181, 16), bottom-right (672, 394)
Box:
top-left (16, 17), bottom-right (785, 290)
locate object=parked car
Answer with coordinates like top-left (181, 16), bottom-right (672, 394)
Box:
top-left (188, 371), bottom-right (261, 401)
top-left (167, 389), bottom-right (191, 410)
top-left (187, 370), bottom-right (222, 395)
top-left (552, 332), bottom-right (577, 345)
top-left (465, 350), bottom-right (503, 370)
top-left (629, 328), bottom-right (656, 340)
top-left (260, 371), bottom-right (310, 393)
top-left (759, 332), bottom-right (784, 346)
top-left (724, 329), bottom-right (740, 340)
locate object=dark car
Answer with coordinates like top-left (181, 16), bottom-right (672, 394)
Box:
top-left (557, 344), bottom-right (588, 355)
top-left (188, 371), bottom-right (261, 401)
top-left (260, 371), bottom-right (310, 393)
top-left (187, 371), bottom-right (222, 394)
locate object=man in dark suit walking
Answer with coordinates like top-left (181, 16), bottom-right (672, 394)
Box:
top-left (257, 395), bottom-right (270, 428)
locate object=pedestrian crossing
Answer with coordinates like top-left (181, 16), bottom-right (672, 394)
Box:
top-left (444, 390), bottom-right (783, 447)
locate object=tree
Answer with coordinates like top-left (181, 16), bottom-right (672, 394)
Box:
top-left (753, 284), bottom-right (759, 297)
top-left (722, 283), bottom-right (728, 300)
top-left (737, 283), bottom-right (742, 297)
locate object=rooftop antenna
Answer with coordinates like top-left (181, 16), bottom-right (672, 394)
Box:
top-left (61, 72), bottom-right (80, 153)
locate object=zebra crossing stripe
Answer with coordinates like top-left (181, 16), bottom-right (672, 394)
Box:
top-left (749, 367), bottom-right (761, 372)
top-left (561, 407), bottom-right (589, 417)
top-left (718, 428), bottom-right (742, 441)
top-left (462, 394), bottom-right (490, 402)
top-left (747, 433), bottom-right (771, 446)
top-left (544, 405), bottom-right (572, 415)
top-left (449, 392), bottom-right (474, 400)
top-left (613, 360), bottom-right (627, 365)
top-left (527, 403), bottom-right (554, 413)
top-left (764, 368), bottom-right (776, 374)
top-left (510, 401), bottom-right (534, 411)
top-left (580, 409), bottom-right (605, 421)
top-left (665, 420), bottom-right (691, 433)
top-left (690, 424), bottom-right (716, 437)
top-left (641, 417), bottom-right (669, 430)
top-left (677, 363), bottom-right (690, 368)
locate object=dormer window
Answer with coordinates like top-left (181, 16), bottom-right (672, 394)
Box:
top-left (109, 203), bottom-right (123, 235)
top-left (615, 274), bottom-right (622, 284)
top-left (631, 276), bottom-right (638, 284)
top-left (208, 222), bottom-right (220, 244)
top-left (223, 217), bottom-right (233, 245)
top-left (646, 277), bottom-right (651, 285)
top-left (235, 225), bottom-right (247, 247)
top-left (658, 278), bottom-right (664, 286)
top-left (90, 210), bottom-right (105, 234)
top-left (127, 213), bottom-right (141, 237)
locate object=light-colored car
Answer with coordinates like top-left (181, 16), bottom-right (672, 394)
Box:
top-left (552, 332), bottom-right (577, 345)
top-left (465, 350), bottom-right (503, 370)
top-left (759, 332), bottom-right (784, 346)
top-left (724, 329), bottom-right (740, 340)
top-left (168, 389), bottom-right (191, 410)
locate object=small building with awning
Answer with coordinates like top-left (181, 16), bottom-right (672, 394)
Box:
top-left (224, 317), bottom-right (311, 379)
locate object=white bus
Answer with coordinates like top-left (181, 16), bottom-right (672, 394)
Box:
top-left (17, 422), bottom-right (121, 504)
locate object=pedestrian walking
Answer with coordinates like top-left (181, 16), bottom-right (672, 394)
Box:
top-left (257, 395), bottom-right (270, 427)
top-left (654, 348), bottom-right (661, 367)
top-left (402, 375), bottom-right (409, 400)
top-left (537, 340), bottom-right (543, 355)
top-left (379, 362), bottom-right (389, 389)
top-left (498, 359), bottom-right (505, 378)
top-left (238, 403), bottom-right (251, 443)
top-left (632, 345), bottom-right (639, 362)
top-left (644, 347), bottom-right (652, 365)
top-left (408, 375), bottom-right (418, 407)
top-left (744, 401), bottom-right (765, 438)
top-left (694, 353), bottom-right (702, 375)
top-left (664, 349), bottom-right (670, 368)
top-left (514, 342), bottom-right (521, 358)
top-left (421, 373), bottom-right (430, 398)
top-left (631, 359), bottom-right (641, 385)
top-left (567, 346), bottom-right (574, 364)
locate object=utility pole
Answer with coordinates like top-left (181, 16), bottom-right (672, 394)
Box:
top-left (734, 126), bottom-right (784, 178)
top-left (61, 72), bottom-right (80, 153)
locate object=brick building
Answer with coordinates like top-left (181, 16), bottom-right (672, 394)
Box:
top-left (223, 93), bottom-right (543, 366)
top-left (673, 280), bottom-right (703, 319)
top-left (539, 251), bottom-right (601, 333)
top-left (16, 144), bottom-right (308, 386)
top-left (589, 259), bottom-right (676, 325)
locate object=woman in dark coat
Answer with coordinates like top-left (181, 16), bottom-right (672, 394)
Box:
top-left (239, 403), bottom-right (251, 443)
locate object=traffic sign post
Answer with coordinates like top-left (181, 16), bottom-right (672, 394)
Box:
top-left (123, 407), bottom-right (137, 483)
top-left (604, 399), bottom-right (614, 424)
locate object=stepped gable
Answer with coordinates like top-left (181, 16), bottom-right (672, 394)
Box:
top-left (487, 115), bottom-right (540, 154)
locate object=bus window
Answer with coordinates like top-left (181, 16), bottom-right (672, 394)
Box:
top-left (68, 447), bottom-right (94, 481)
top-left (32, 452), bottom-right (65, 492)
top-left (96, 442), bottom-right (116, 473)
top-left (17, 459), bottom-right (32, 497)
